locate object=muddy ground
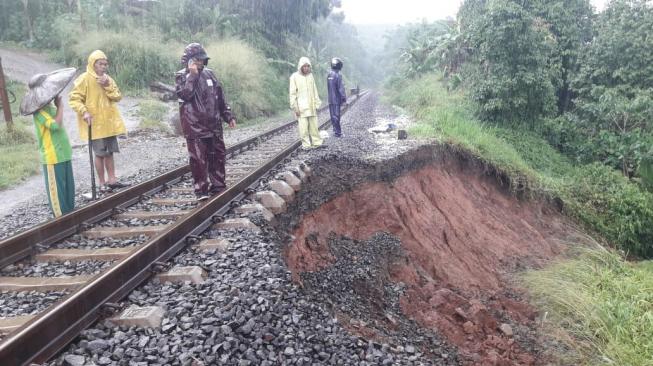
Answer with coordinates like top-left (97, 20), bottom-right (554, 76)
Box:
top-left (274, 97), bottom-right (584, 365)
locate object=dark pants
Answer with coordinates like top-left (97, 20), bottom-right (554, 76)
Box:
top-left (329, 104), bottom-right (342, 137)
top-left (186, 135), bottom-right (226, 196)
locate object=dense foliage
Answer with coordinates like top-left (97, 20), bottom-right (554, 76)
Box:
top-left (386, 0), bottom-right (652, 187)
top-left (386, 74), bottom-right (653, 257)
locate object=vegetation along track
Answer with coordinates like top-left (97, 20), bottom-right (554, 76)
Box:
top-left (0, 91), bottom-right (364, 365)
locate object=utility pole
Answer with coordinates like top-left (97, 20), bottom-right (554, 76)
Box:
top-left (0, 57), bottom-right (14, 130)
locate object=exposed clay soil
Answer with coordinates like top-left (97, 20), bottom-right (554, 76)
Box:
top-left (282, 147), bottom-right (579, 365)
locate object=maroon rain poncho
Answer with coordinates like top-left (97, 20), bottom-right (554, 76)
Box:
top-left (175, 43), bottom-right (234, 197)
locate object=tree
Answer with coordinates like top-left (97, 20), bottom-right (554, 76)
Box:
top-left (21, 0), bottom-right (34, 43)
top-left (571, 0), bottom-right (653, 177)
top-left (529, 0), bottom-right (593, 114)
top-left (462, 0), bottom-right (557, 124)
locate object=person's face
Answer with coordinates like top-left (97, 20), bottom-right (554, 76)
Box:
top-left (301, 64), bottom-right (311, 75)
top-left (192, 58), bottom-right (205, 71)
top-left (94, 59), bottom-right (109, 76)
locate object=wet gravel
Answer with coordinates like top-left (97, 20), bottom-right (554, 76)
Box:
top-left (0, 290), bottom-right (68, 317)
top-left (47, 226), bottom-right (440, 365)
top-left (1, 260), bottom-right (112, 278)
top-left (52, 236), bottom-right (144, 250)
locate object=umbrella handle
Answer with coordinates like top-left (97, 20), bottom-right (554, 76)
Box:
top-left (88, 125), bottom-right (97, 200)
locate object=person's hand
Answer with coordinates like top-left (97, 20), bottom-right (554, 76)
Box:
top-left (83, 111), bottom-right (93, 125)
top-left (189, 61), bottom-right (199, 75)
top-left (294, 110), bottom-right (300, 118)
top-left (96, 74), bottom-right (110, 87)
top-left (228, 118), bottom-right (236, 128)
top-left (54, 95), bottom-right (62, 108)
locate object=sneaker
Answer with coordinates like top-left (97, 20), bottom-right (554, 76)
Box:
top-left (196, 194), bottom-right (210, 202)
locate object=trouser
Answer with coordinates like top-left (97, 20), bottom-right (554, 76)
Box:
top-left (298, 115), bottom-right (322, 148)
top-left (186, 135), bottom-right (226, 196)
top-left (43, 160), bottom-right (75, 218)
top-left (329, 104), bottom-right (342, 137)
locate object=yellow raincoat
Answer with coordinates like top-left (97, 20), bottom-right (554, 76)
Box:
top-left (69, 50), bottom-right (126, 141)
top-left (289, 57), bottom-right (321, 118)
top-left (289, 57), bottom-right (322, 148)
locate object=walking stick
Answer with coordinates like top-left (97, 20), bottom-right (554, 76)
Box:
top-left (88, 124), bottom-right (97, 200)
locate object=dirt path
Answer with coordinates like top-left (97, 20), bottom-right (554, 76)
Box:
top-left (0, 47), bottom-right (141, 147)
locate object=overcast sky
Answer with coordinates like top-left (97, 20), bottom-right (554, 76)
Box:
top-left (339, 0), bottom-right (609, 25)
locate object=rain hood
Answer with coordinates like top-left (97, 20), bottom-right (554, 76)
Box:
top-left (290, 57), bottom-right (321, 117)
top-left (69, 50), bottom-right (126, 141)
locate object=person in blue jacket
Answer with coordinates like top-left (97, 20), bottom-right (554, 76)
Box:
top-left (327, 58), bottom-right (347, 137)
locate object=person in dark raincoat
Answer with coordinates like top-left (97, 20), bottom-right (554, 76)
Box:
top-left (175, 43), bottom-right (236, 201)
top-left (327, 57), bottom-right (347, 137)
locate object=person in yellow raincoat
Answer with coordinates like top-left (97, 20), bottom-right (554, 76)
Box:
top-left (69, 50), bottom-right (128, 191)
top-left (289, 56), bottom-right (323, 149)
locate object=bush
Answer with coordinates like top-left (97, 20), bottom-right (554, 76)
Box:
top-left (564, 163), bottom-right (653, 257)
top-left (137, 100), bottom-right (170, 132)
top-left (205, 39), bottom-right (286, 120)
top-left (71, 31), bottom-right (181, 92)
top-left (0, 121), bottom-right (35, 146)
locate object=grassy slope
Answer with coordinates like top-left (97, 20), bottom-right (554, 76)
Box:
top-left (385, 73), bottom-right (653, 365)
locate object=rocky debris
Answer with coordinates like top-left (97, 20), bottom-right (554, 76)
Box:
top-left (499, 323), bottom-right (514, 337)
top-left (300, 232), bottom-right (457, 363)
top-left (278, 92), bottom-right (572, 365)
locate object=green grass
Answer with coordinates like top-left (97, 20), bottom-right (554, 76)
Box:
top-left (385, 73), bottom-right (653, 256)
top-left (524, 247), bottom-right (653, 365)
top-left (0, 121), bottom-right (39, 189)
top-left (137, 99), bottom-right (170, 132)
top-left (0, 79), bottom-right (40, 189)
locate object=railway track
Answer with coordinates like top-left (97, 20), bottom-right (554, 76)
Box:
top-left (0, 92), bottom-right (365, 365)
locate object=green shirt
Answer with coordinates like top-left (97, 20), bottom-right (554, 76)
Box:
top-left (33, 104), bottom-right (72, 164)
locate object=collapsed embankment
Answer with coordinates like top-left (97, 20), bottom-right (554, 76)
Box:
top-left (277, 145), bottom-right (579, 365)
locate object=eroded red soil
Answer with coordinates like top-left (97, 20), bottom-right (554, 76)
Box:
top-left (284, 163), bottom-right (577, 365)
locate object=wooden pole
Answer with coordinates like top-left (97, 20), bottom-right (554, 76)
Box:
top-left (0, 57), bottom-right (14, 130)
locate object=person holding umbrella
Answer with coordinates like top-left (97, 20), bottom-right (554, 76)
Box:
top-left (20, 68), bottom-right (77, 217)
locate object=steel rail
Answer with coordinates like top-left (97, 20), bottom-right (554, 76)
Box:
top-left (0, 91), bottom-right (366, 365)
top-left (0, 111), bottom-right (306, 268)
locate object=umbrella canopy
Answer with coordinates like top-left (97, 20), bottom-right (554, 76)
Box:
top-left (19, 67), bottom-right (77, 116)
